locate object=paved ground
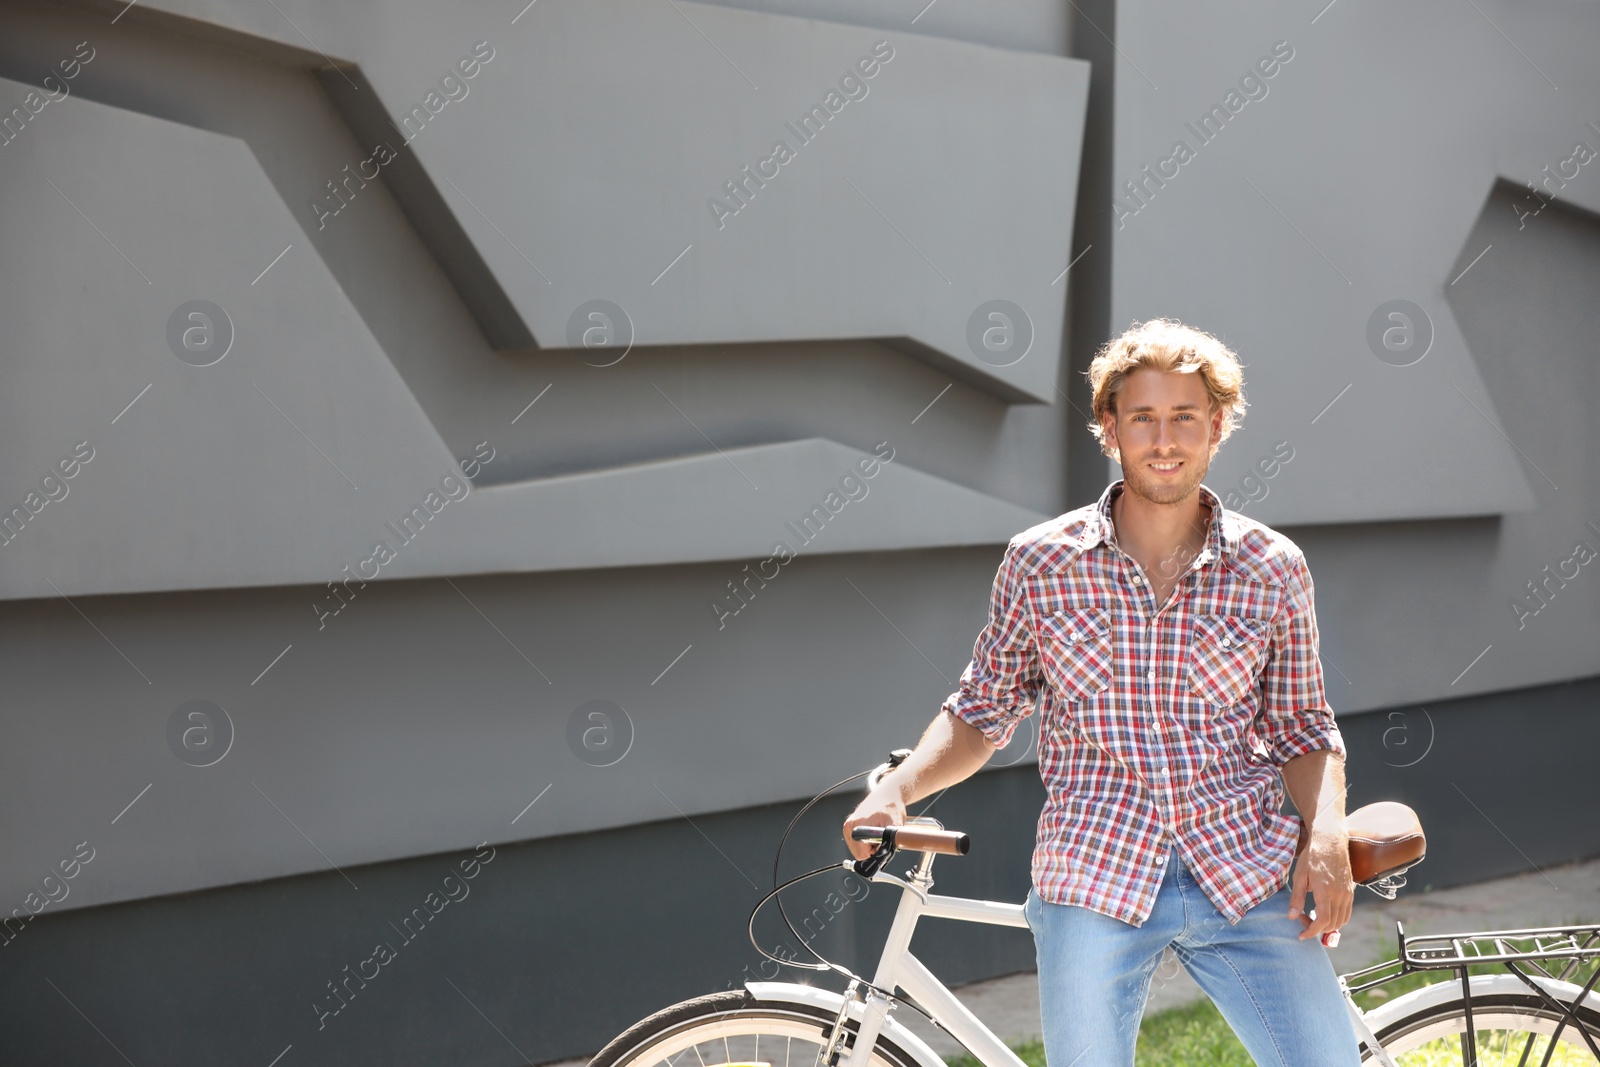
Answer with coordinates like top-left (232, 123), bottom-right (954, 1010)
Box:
top-left (544, 856), bottom-right (1600, 1066)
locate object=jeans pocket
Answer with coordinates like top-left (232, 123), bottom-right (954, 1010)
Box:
top-left (1023, 886), bottom-right (1040, 935)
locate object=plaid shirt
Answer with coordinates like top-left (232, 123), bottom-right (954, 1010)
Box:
top-left (944, 480), bottom-right (1344, 926)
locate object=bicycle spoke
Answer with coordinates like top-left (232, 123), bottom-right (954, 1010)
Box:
top-left (656, 1026), bottom-right (825, 1067)
top-left (591, 997), bottom-right (917, 1067)
top-left (1393, 1028), bottom-right (1598, 1065)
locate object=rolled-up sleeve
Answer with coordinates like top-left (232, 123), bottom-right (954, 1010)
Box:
top-left (941, 539), bottom-right (1044, 750)
top-left (1258, 551), bottom-right (1345, 764)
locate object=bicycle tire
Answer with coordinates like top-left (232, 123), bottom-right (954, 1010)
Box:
top-left (589, 990), bottom-right (927, 1067)
top-left (1364, 991), bottom-right (1600, 1064)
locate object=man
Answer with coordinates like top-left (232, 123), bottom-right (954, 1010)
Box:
top-left (843, 318), bottom-right (1360, 1066)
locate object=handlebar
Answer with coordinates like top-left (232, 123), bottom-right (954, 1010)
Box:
top-left (848, 821), bottom-right (967, 879)
top-left (851, 824), bottom-right (970, 856)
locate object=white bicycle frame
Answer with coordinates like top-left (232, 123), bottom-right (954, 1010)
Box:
top-left (746, 816), bottom-right (1404, 1067)
top-left (828, 834), bottom-right (1032, 1067)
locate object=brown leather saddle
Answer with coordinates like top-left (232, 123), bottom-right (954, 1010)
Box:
top-left (1295, 801), bottom-right (1427, 898)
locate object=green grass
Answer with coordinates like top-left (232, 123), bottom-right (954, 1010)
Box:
top-left (943, 919), bottom-right (1599, 1067)
top-left (1131, 996), bottom-right (1253, 1066)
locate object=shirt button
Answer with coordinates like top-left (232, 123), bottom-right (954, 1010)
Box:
top-left (1161, 767), bottom-right (1170, 776)
top-left (1131, 574), bottom-right (1143, 584)
top-left (1221, 637), bottom-right (1232, 648)
top-left (1147, 669), bottom-right (1156, 682)
top-left (1154, 854), bottom-right (1167, 865)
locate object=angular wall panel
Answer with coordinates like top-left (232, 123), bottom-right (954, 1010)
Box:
top-left (1108, 0), bottom-right (1600, 523)
top-left (0, 78), bottom-right (1052, 601)
top-left (118, 0), bottom-right (1091, 402)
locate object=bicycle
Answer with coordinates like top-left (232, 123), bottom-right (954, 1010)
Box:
top-left (589, 752), bottom-right (1600, 1067)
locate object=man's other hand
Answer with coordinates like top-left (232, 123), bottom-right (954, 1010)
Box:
top-left (1289, 828), bottom-right (1354, 942)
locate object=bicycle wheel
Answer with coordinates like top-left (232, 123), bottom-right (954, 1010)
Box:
top-left (1365, 991), bottom-right (1600, 1064)
top-left (589, 990), bottom-right (927, 1067)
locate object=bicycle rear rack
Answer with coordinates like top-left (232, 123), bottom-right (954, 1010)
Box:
top-left (1342, 922), bottom-right (1600, 1063)
top-left (1345, 922), bottom-right (1600, 991)
top-left (1400, 923), bottom-right (1600, 976)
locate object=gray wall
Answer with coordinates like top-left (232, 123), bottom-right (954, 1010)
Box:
top-left (0, 0), bottom-right (1089, 915)
top-left (2, 0), bottom-right (1598, 1063)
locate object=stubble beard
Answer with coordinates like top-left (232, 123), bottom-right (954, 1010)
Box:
top-left (1120, 449), bottom-right (1210, 507)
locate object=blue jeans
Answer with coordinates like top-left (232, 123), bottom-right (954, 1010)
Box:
top-left (1023, 844), bottom-right (1362, 1067)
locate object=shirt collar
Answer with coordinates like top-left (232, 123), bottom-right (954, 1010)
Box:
top-left (1077, 479), bottom-right (1238, 565)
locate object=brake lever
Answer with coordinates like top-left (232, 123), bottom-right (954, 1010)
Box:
top-left (851, 842), bottom-right (896, 880)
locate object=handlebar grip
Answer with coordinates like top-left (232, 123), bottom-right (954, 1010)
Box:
top-left (851, 825), bottom-right (970, 856)
top-left (894, 826), bottom-right (970, 855)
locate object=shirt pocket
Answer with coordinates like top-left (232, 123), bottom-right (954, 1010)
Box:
top-left (1186, 613), bottom-right (1270, 709)
top-left (1035, 607), bottom-right (1114, 704)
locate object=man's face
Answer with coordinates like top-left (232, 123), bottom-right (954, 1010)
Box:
top-left (1101, 367), bottom-right (1224, 505)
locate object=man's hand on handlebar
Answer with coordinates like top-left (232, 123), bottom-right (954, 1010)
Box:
top-left (843, 716), bottom-right (995, 861)
top-left (843, 784), bottom-right (906, 862)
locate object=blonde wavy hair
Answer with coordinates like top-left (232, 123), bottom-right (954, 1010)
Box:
top-left (1085, 318), bottom-right (1247, 458)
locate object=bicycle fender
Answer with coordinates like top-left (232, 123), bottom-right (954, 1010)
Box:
top-left (1362, 972), bottom-right (1600, 1036)
top-left (744, 981), bottom-right (951, 1067)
